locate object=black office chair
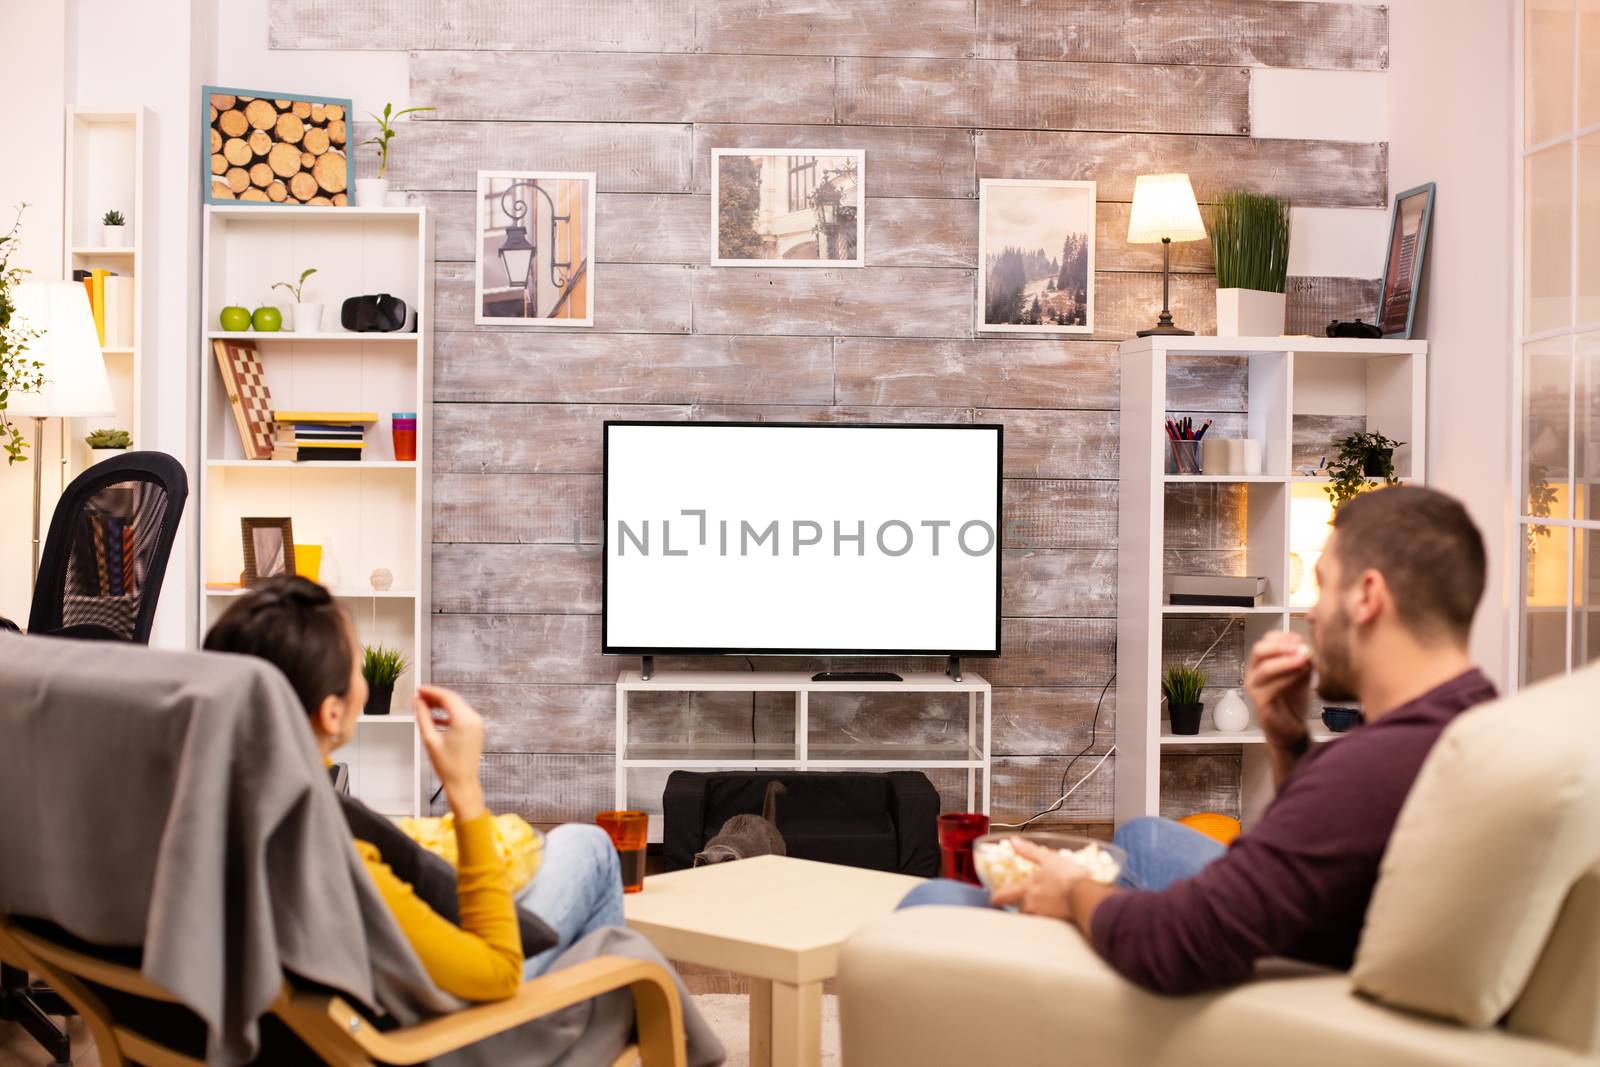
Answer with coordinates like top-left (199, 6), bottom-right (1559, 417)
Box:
top-left (1, 451), bottom-right (186, 1063)
top-left (26, 450), bottom-right (187, 643)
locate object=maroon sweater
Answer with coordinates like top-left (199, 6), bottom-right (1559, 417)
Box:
top-left (1091, 669), bottom-right (1497, 995)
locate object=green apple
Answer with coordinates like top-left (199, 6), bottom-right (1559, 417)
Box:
top-left (219, 305), bottom-right (251, 332)
top-left (251, 305), bottom-right (283, 332)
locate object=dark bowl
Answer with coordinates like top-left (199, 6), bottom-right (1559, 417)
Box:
top-left (1321, 707), bottom-right (1364, 733)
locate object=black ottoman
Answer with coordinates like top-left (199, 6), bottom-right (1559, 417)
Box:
top-left (662, 770), bottom-right (940, 876)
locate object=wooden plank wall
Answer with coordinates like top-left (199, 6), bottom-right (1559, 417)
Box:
top-left (271, 0), bottom-right (1388, 828)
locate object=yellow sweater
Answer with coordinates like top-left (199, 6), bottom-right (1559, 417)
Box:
top-left (355, 811), bottom-right (524, 1001)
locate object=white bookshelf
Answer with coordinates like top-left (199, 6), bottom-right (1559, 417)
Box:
top-left (63, 107), bottom-right (151, 455)
top-left (198, 205), bottom-right (434, 818)
top-left (1115, 335), bottom-right (1428, 829)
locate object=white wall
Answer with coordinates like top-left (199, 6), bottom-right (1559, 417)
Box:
top-left (1387, 0), bottom-right (1517, 687)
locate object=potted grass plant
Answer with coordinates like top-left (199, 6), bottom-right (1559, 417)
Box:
top-left (362, 643), bottom-right (409, 715)
top-left (1162, 663), bottom-right (1208, 736)
top-left (1209, 191), bottom-right (1291, 337)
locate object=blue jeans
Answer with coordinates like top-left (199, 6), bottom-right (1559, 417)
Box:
top-left (518, 824), bottom-right (627, 978)
top-left (897, 817), bottom-right (1227, 909)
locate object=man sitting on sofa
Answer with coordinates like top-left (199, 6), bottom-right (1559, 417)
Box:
top-left (902, 485), bottom-right (1496, 994)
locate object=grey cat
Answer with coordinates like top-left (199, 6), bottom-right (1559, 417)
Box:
top-left (693, 780), bottom-right (787, 866)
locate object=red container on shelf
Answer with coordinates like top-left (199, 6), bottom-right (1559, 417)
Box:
top-left (391, 412), bottom-right (417, 462)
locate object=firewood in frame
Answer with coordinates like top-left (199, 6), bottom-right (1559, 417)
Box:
top-left (202, 86), bottom-right (350, 206)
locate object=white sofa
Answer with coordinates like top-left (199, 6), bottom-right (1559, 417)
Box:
top-left (838, 665), bottom-right (1600, 1067)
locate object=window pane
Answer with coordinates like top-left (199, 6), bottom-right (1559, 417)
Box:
top-left (1529, 0), bottom-right (1576, 145)
top-left (1582, 137), bottom-right (1600, 326)
top-left (1580, 528), bottom-right (1600, 668)
top-left (1522, 525), bottom-right (1571, 684)
top-left (1582, 0), bottom-right (1600, 128)
top-left (1525, 338), bottom-right (1574, 520)
top-left (1526, 145), bottom-right (1574, 335)
top-left (1578, 332), bottom-right (1600, 518)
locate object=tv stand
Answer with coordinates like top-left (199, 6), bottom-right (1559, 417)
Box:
top-left (615, 669), bottom-right (991, 843)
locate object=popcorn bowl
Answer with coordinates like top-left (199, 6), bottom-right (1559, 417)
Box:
top-left (972, 832), bottom-right (1127, 897)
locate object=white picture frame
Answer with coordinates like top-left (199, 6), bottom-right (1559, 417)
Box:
top-left (711, 148), bottom-right (865, 268)
top-left (976, 178), bottom-right (1096, 334)
top-left (474, 169), bottom-right (596, 327)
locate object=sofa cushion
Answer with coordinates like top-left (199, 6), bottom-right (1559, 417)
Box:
top-left (781, 812), bottom-right (899, 871)
top-left (1351, 664), bottom-right (1600, 1027)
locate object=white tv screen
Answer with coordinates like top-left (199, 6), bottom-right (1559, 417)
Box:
top-left (603, 422), bottom-right (1003, 656)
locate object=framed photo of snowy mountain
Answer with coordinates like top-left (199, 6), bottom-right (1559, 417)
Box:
top-left (977, 179), bottom-right (1095, 334)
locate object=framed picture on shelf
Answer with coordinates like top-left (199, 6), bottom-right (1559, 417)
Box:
top-left (711, 148), bottom-right (864, 267)
top-left (1377, 182), bottom-right (1435, 339)
top-left (474, 170), bottom-right (595, 327)
top-left (977, 178), bottom-right (1095, 334)
top-left (202, 86), bottom-right (352, 206)
top-left (211, 338), bottom-right (275, 460)
top-left (241, 518), bottom-right (296, 585)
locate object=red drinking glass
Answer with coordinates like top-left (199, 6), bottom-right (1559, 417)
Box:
top-left (938, 812), bottom-right (991, 885)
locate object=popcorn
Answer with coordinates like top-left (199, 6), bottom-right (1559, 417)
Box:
top-left (973, 837), bottom-right (1121, 894)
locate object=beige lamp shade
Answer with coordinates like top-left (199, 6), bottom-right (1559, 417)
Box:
top-left (1126, 173), bottom-right (1207, 245)
top-left (7, 280), bottom-right (115, 418)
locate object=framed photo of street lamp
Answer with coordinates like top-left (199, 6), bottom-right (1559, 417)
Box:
top-left (1376, 181), bottom-right (1435, 339)
top-left (711, 149), bottom-right (864, 267)
top-left (977, 178), bottom-right (1095, 334)
top-left (474, 170), bottom-right (595, 326)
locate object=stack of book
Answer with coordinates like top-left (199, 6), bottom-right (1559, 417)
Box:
top-left (72, 268), bottom-right (133, 347)
top-left (1163, 575), bottom-right (1269, 608)
top-left (271, 411), bottom-right (377, 462)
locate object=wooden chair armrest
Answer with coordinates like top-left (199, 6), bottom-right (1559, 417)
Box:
top-left (276, 955), bottom-right (686, 1067)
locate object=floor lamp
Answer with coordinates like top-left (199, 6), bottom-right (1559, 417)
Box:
top-left (8, 280), bottom-right (115, 589)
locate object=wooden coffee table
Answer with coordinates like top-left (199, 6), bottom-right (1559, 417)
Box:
top-left (624, 855), bottom-right (925, 1067)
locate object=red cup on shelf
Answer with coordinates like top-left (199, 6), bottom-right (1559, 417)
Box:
top-left (391, 412), bottom-right (417, 462)
top-left (938, 812), bottom-right (991, 885)
top-left (597, 810), bottom-right (649, 893)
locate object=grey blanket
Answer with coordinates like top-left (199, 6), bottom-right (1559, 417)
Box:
top-left (0, 635), bottom-right (722, 1067)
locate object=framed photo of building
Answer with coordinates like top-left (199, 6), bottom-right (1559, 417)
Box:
top-left (202, 86), bottom-right (352, 205)
top-left (1377, 182), bottom-right (1435, 339)
top-left (977, 179), bottom-right (1095, 334)
top-left (711, 149), bottom-right (864, 267)
top-left (474, 170), bottom-right (596, 326)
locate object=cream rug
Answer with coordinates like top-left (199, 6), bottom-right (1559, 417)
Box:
top-left (693, 993), bottom-right (841, 1067)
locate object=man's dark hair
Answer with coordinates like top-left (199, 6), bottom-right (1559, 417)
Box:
top-left (203, 576), bottom-right (352, 715)
top-left (1329, 486), bottom-right (1486, 640)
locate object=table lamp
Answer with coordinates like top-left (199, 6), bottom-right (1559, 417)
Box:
top-left (8, 280), bottom-right (116, 582)
top-left (1126, 173), bottom-right (1208, 337)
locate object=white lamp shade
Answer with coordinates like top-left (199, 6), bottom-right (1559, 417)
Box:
top-left (7, 280), bottom-right (115, 418)
top-left (1126, 173), bottom-right (1207, 245)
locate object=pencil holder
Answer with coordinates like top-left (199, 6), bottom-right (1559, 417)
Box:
top-left (1165, 439), bottom-right (1202, 475)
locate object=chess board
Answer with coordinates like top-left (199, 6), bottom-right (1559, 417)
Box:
top-left (212, 337), bottom-right (275, 460)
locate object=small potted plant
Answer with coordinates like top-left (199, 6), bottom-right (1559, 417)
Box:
top-left (84, 428), bottom-right (131, 463)
top-left (272, 267), bottom-right (321, 333)
top-left (356, 102), bottom-right (433, 206)
top-left (100, 208), bottom-right (127, 248)
top-left (1162, 663), bottom-right (1207, 735)
top-left (1324, 431), bottom-right (1404, 511)
top-left (1209, 191), bottom-right (1290, 337)
top-left (362, 643), bottom-right (409, 715)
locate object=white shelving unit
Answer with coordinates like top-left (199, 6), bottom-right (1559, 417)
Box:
top-left (198, 205), bottom-right (434, 818)
top-left (616, 670), bottom-right (991, 843)
top-left (63, 107), bottom-right (151, 455)
top-left (1116, 335), bottom-right (1428, 829)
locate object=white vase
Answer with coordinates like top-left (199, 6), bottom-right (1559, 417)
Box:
top-left (1211, 688), bottom-right (1251, 733)
top-left (1215, 288), bottom-right (1286, 337)
top-left (100, 223), bottom-right (126, 248)
top-left (290, 302), bottom-right (324, 333)
top-left (355, 177), bottom-right (389, 206)
top-left (89, 447), bottom-right (126, 465)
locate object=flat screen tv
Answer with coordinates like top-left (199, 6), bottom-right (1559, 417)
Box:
top-left (602, 421), bottom-right (1003, 658)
